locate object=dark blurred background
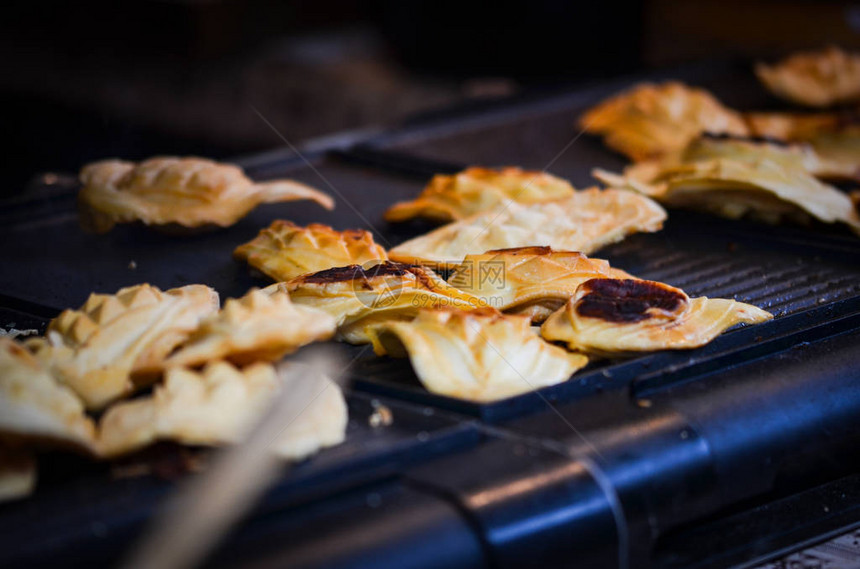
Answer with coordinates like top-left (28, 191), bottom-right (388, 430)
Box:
top-left (4, 0), bottom-right (860, 192)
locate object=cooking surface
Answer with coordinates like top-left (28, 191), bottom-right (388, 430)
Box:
top-left (2, 61), bottom-right (859, 568)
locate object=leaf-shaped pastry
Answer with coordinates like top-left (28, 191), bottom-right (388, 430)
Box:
top-left (98, 361), bottom-right (347, 460)
top-left (755, 46), bottom-right (860, 107)
top-left (27, 284), bottom-right (219, 410)
top-left (234, 221), bottom-right (388, 282)
top-left (541, 278), bottom-right (772, 357)
top-left (0, 337), bottom-right (96, 452)
top-left (447, 247), bottom-right (633, 323)
top-left (78, 157), bottom-right (335, 233)
top-left (594, 138), bottom-right (860, 233)
top-left (166, 287), bottom-right (336, 367)
top-left (283, 261), bottom-right (485, 346)
top-left (374, 308), bottom-right (588, 402)
top-left (384, 167), bottom-right (575, 223)
top-left (580, 81), bottom-right (749, 161)
top-left (388, 188), bottom-right (666, 268)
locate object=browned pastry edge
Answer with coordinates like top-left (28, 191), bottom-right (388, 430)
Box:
top-left (575, 279), bottom-right (686, 323)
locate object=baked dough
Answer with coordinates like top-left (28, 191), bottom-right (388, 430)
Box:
top-left (0, 338), bottom-right (96, 452)
top-left (98, 361), bottom-right (347, 460)
top-left (0, 447), bottom-right (36, 503)
top-left (27, 284), bottom-right (219, 410)
top-left (594, 137), bottom-right (860, 233)
top-left (234, 221), bottom-right (387, 282)
top-left (755, 47), bottom-right (860, 107)
top-left (388, 188), bottom-right (666, 267)
top-left (385, 167), bottom-right (575, 223)
top-left (283, 261), bottom-right (484, 347)
top-left (580, 82), bottom-right (749, 161)
top-left (78, 157), bottom-right (334, 232)
top-left (166, 287), bottom-right (336, 367)
top-left (447, 247), bottom-right (632, 323)
top-left (375, 308), bottom-right (588, 402)
top-left (541, 278), bottom-right (772, 357)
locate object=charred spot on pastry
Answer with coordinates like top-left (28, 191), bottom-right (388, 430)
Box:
top-left (298, 261), bottom-right (433, 287)
top-left (700, 131), bottom-right (791, 148)
top-left (575, 278), bottom-right (686, 323)
top-left (486, 246), bottom-right (553, 255)
top-left (298, 265), bottom-right (366, 284)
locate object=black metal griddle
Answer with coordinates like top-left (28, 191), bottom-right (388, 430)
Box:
top-left (2, 60), bottom-right (860, 569)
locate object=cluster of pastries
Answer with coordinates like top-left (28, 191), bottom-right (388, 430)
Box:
top-left (221, 141), bottom-right (774, 404)
top-left (1, 283), bottom-right (348, 501)
top-left (272, 253), bottom-right (767, 401)
top-left (581, 46), bottom-right (860, 233)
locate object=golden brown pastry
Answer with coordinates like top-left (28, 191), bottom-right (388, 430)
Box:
top-left (745, 111), bottom-right (860, 167)
top-left (0, 337), bottom-right (96, 452)
top-left (374, 308), bottom-right (588, 402)
top-left (283, 261), bottom-right (484, 347)
top-left (0, 447), bottom-right (36, 503)
top-left (27, 284), bottom-right (219, 410)
top-left (165, 287), bottom-right (336, 367)
top-left (447, 247), bottom-right (633, 323)
top-left (234, 221), bottom-right (388, 282)
top-left (384, 167), bottom-right (575, 223)
top-left (388, 188), bottom-right (666, 268)
top-left (98, 361), bottom-right (347, 460)
top-left (579, 81), bottom-right (749, 161)
top-left (594, 137), bottom-right (860, 234)
top-left (78, 157), bottom-right (335, 233)
top-left (541, 278), bottom-right (772, 357)
top-left (755, 47), bottom-right (860, 107)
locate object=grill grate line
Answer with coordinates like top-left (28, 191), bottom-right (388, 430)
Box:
top-left (656, 262), bottom-right (765, 292)
top-left (638, 255), bottom-right (727, 283)
top-left (718, 267), bottom-right (813, 301)
top-left (769, 275), bottom-right (859, 310)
